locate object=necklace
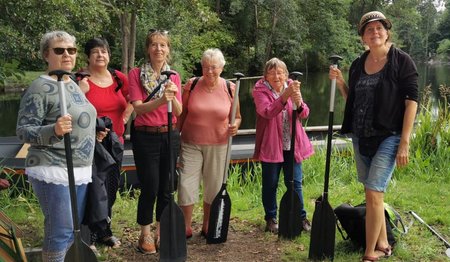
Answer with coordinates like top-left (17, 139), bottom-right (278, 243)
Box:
top-left (372, 56), bottom-right (386, 63)
top-left (370, 51), bottom-right (388, 63)
top-left (206, 81), bottom-right (218, 93)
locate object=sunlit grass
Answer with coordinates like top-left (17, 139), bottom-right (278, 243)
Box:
top-left (1, 87), bottom-right (449, 261)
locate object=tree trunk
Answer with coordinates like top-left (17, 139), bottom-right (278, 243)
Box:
top-left (265, 5), bottom-right (279, 61)
top-left (128, 12), bottom-right (137, 72)
top-left (120, 12), bottom-right (130, 74)
top-left (253, 1), bottom-right (259, 62)
top-left (216, 0), bottom-right (221, 15)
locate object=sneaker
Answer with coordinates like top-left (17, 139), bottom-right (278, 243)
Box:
top-left (137, 234), bottom-right (156, 254)
top-left (302, 218), bottom-right (312, 232)
top-left (265, 218), bottom-right (278, 234)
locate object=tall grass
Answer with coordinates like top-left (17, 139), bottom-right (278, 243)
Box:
top-left (0, 88), bottom-right (449, 261)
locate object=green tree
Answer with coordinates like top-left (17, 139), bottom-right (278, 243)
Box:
top-left (0, 0), bottom-right (111, 70)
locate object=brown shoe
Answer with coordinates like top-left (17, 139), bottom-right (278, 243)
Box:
top-left (155, 233), bottom-right (160, 251)
top-left (302, 218), bottom-right (312, 232)
top-left (137, 234), bottom-right (156, 254)
top-left (265, 218), bottom-right (278, 234)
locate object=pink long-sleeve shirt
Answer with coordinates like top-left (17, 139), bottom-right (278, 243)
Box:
top-left (252, 78), bottom-right (314, 163)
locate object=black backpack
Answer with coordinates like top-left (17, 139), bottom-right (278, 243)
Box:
top-left (334, 203), bottom-right (407, 248)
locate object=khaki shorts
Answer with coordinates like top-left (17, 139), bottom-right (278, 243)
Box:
top-left (177, 142), bottom-right (227, 205)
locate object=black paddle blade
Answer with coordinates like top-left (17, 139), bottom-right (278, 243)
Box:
top-left (278, 186), bottom-right (302, 239)
top-left (308, 196), bottom-right (336, 260)
top-left (64, 235), bottom-right (98, 262)
top-left (159, 199), bottom-right (187, 262)
top-left (207, 184), bottom-right (232, 244)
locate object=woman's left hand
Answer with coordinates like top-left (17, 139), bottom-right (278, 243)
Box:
top-left (291, 90), bottom-right (303, 106)
top-left (228, 123), bottom-right (238, 137)
top-left (96, 128), bottom-right (110, 142)
top-left (163, 81), bottom-right (178, 102)
top-left (78, 77), bottom-right (90, 93)
top-left (396, 141), bottom-right (409, 167)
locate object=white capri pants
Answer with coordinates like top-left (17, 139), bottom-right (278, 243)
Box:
top-left (178, 142), bottom-right (227, 205)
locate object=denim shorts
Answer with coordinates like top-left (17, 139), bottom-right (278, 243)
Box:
top-left (352, 135), bottom-right (400, 192)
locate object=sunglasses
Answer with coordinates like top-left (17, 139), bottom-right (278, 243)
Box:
top-left (148, 29), bottom-right (169, 35)
top-left (52, 47), bottom-right (77, 55)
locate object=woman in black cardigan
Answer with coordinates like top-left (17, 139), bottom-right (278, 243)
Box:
top-left (329, 11), bottom-right (418, 262)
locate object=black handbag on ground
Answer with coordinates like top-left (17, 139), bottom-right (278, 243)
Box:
top-left (334, 203), bottom-right (400, 248)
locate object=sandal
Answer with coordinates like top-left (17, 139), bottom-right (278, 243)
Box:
top-left (155, 233), bottom-right (160, 250)
top-left (362, 255), bottom-right (379, 262)
top-left (101, 235), bottom-right (121, 248)
top-left (375, 245), bottom-right (392, 258)
top-left (89, 245), bottom-right (101, 257)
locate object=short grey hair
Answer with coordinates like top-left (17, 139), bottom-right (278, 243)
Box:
top-left (263, 57), bottom-right (288, 78)
top-left (40, 31), bottom-right (76, 59)
top-left (201, 48), bottom-right (226, 68)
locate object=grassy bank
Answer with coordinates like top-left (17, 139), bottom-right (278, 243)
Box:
top-left (1, 87), bottom-right (449, 261)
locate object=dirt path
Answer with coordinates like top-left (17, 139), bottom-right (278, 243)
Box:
top-left (102, 218), bottom-right (284, 261)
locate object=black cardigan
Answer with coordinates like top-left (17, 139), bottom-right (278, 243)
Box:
top-left (341, 45), bottom-right (419, 135)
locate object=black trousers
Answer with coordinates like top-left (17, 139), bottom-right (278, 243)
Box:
top-left (131, 129), bottom-right (180, 225)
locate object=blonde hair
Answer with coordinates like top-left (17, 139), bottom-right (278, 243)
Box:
top-left (145, 31), bottom-right (171, 63)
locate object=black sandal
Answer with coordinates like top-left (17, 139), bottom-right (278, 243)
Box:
top-left (101, 235), bottom-right (121, 248)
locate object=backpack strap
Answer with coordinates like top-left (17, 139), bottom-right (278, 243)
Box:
top-left (190, 77), bottom-right (233, 98)
top-left (226, 80), bottom-right (233, 98)
top-left (190, 77), bottom-right (200, 91)
top-left (108, 68), bottom-right (123, 92)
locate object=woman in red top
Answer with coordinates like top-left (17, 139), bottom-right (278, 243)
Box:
top-left (81, 38), bottom-right (133, 143)
top-left (128, 29), bottom-right (182, 254)
top-left (80, 37), bottom-right (133, 250)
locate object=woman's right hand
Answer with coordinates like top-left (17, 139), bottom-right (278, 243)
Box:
top-left (55, 114), bottom-right (72, 137)
top-left (329, 66), bottom-right (345, 88)
top-left (282, 80), bottom-right (300, 103)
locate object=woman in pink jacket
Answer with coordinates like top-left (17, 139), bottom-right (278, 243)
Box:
top-left (253, 58), bottom-right (314, 234)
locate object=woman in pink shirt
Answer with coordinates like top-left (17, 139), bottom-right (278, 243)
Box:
top-left (177, 48), bottom-right (241, 238)
top-left (253, 58), bottom-right (314, 234)
top-left (128, 29), bottom-right (182, 254)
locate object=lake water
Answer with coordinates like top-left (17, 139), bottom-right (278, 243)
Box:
top-left (1, 63), bottom-right (448, 136)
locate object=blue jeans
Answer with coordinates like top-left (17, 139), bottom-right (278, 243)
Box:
top-left (29, 178), bottom-right (87, 261)
top-left (261, 151), bottom-right (306, 221)
top-left (352, 135), bottom-right (400, 192)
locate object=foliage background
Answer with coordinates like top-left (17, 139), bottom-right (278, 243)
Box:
top-left (1, 0), bottom-right (449, 82)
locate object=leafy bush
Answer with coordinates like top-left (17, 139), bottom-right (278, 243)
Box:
top-left (0, 60), bottom-right (25, 89)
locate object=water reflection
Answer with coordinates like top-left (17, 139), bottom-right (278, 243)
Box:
top-left (0, 64), bottom-right (448, 136)
top-left (236, 75), bottom-right (346, 129)
top-left (0, 99), bottom-right (20, 136)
